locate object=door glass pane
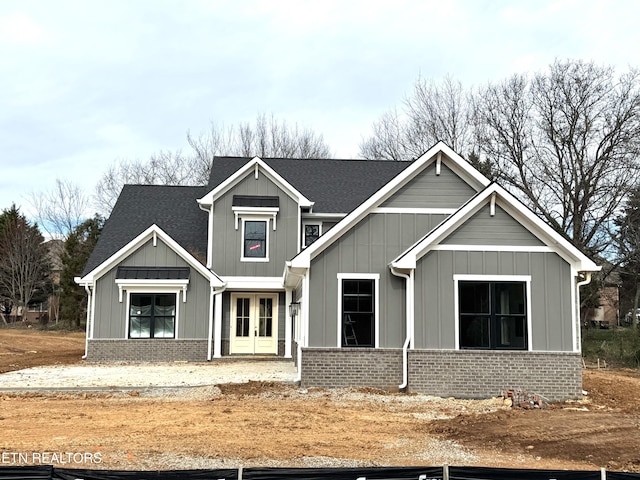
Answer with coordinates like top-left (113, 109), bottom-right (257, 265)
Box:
top-left (236, 298), bottom-right (250, 337)
top-left (259, 298), bottom-right (273, 337)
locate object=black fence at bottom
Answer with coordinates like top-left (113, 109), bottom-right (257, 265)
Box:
top-left (0, 465), bottom-right (638, 480)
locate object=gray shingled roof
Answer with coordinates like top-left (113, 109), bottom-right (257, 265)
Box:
top-left (208, 157), bottom-right (413, 213)
top-left (82, 185), bottom-right (208, 276)
top-left (84, 158), bottom-right (413, 276)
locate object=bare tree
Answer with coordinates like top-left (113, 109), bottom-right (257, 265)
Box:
top-left (360, 76), bottom-right (474, 160)
top-left (188, 113), bottom-right (332, 165)
top-left (94, 149), bottom-right (204, 214)
top-left (0, 208), bottom-right (50, 320)
top-left (474, 60), bottom-right (640, 256)
top-left (95, 114), bottom-right (333, 215)
top-left (30, 178), bottom-right (90, 240)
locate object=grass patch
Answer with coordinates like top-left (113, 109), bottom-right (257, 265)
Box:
top-left (582, 326), bottom-right (640, 367)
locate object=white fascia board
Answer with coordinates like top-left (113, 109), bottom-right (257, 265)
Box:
top-left (221, 276), bottom-right (284, 290)
top-left (391, 183), bottom-right (600, 272)
top-left (290, 142), bottom-right (487, 269)
top-left (435, 142), bottom-right (491, 190)
top-left (489, 184), bottom-right (599, 271)
top-left (197, 157), bottom-right (314, 208)
top-left (283, 262), bottom-right (307, 289)
top-left (75, 224), bottom-right (225, 288)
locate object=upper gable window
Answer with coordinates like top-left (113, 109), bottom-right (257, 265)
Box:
top-left (233, 195), bottom-right (279, 263)
top-left (243, 220), bottom-right (268, 260)
top-left (303, 223), bottom-right (321, 248)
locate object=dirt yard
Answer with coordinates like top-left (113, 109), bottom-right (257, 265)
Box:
top-left (0, 328), bottom-right (639, 472)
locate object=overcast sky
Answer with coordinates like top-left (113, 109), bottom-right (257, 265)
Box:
top-left (1, 0), bottom-right (639, 217)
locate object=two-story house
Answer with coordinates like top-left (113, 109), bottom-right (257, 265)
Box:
top-left (76, 143), bottom-right (599, 400)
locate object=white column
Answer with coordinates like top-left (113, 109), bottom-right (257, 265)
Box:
top-left (285, 289), bottom-right (292, 358)
top-left (214, 290), bottom-right (223, 358)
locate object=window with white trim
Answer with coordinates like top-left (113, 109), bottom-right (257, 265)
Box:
top-left (303, 223), bottom-right (321, 247)
top-left (338, 274), bottom-right (379, 348)
top-left (241, 218), bottom-right (269, 261)
top-left (458, 280), bottom-right (527, 350)
top-left (129, 293), bottom-right (176, 339)
top-left (233, 195), bottom-right (279, 262)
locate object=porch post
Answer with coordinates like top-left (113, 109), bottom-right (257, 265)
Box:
top-left (213, 289), bottom-right (223, 358)
top-left (285, 289), bottom-right (292, 358)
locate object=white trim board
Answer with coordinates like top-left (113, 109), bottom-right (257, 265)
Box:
top-left (288, 142), bottom-right (490, 271)
top-left (76, 224), bottom-right (224, 288)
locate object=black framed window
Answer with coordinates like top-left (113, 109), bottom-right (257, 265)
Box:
top-left (129, 293), bottom-right (176, 339)
top-left (459, 281), bottom-right (527, 350)
top-left (341, 279), bottom-right (375, 347)
top-left (243, 220), bottom-right (267, 258)
top-left (304, 224), bottom-right (321, 247)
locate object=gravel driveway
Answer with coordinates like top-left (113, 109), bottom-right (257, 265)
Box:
top-left (0, 361), bottom-right (297, 391)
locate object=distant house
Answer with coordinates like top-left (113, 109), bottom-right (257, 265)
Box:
top-left (15, 239), bottom-right (63, 324)
top-left (76, 143), bottom-right (599, 400)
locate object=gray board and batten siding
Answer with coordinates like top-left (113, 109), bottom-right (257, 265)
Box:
top-left (211, 171), bottom-right (300, 277)
top-left (413, 200), bottom-right (570, 351)
top-left (309, 212), bottom-right (449, 348)
top-left (380, 162), bottom-right (478, 209)
top-left (442, 204), bottom-right (546, 246)
top-left (414, 250), bottom-right (573, 351)
top-left (92, 238), bottom-right (211, 340)
top-left (307, 158), bottom-right (482, 348)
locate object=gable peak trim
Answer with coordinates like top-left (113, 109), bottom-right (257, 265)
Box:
top-left (288, 142), bottom-right (490, 269)
top-left (198, 156), bottom-right (314, 208)
top-left (76, 224), bottom-right (224, 287)
top-left (390, 182), bottom-right (599, 272)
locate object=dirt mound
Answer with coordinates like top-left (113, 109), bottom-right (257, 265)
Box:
top-left (0, 329), bottom-right (85, 373)
top-left (2, 330), bottom-right (640, 472)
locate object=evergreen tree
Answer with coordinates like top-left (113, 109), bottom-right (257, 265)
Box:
top-left (0, 205), bottom-right (50, 321)
top-left (615, 186), bottom-right (640, 322)
top-left (60, 215), bottom-right (104, 328)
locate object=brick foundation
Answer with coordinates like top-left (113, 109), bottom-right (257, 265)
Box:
top-left (87, 339), bottom-right (209, 362)
top-left (300, 348), bottom-right (582, 401)
top-left (408, 350), bottom-right (582, 401)
top-left (300, 348), bottom-right (403, 391)
top-left (88, 339), bottom-right (287, 362)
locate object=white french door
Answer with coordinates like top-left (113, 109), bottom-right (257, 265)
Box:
top-left (230, 294), bottom-right (279, 354)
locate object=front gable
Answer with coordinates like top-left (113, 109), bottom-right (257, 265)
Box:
top-left (207, 167), bottom-right (301, 277)
top-left (381, 162), bottom-right (478, 209)
top-left (288, 142), bottom-right (490, 271)
top-left (76, 224), bottom-right (223, 287)
top-left (391, 183), bottom-right (599, 272)
top-left (198, 157), bottom-right (313, 209)
top-left (441, 204), bottom-right (545, 246)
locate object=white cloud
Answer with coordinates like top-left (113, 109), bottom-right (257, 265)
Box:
top-left (0, 11), bottom-right (45, 45)
top-left (1, 0), bottom-right (640, 213)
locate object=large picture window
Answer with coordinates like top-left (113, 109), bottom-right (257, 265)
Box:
top-left (458, 280), bottom-right (527, 350)
top-left (340, 278), bottom-right (376, 347)
top-left (129, 293), bottom-right (176, 339)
